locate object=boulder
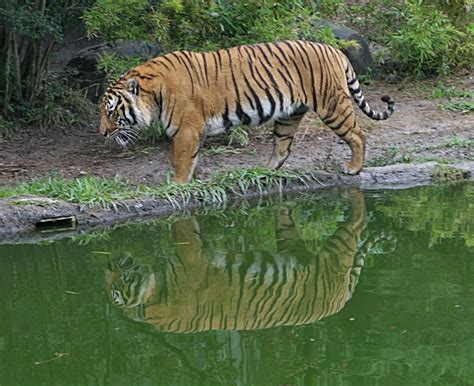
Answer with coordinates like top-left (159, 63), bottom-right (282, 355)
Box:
top-left (315, 21), bottom-right (376, 76)
top-left (65, 40), bottom-right (163, 102)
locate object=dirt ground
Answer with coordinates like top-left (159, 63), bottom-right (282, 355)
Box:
top-left (0, 78), bottom-right (472, 187)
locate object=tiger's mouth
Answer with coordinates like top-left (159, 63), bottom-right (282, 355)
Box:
top-left (108, 127), bottom-right (141, 148)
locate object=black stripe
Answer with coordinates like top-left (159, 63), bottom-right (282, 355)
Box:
top-left (211, 51), bottom-right (219, 81)
top-left (323, 104), bottom-right (351, 125)
top-left (222, 99), bottom-right (232, 128)
top-left (236, 102), bottom-right (251, 125)
top-left (275, 120), bottom-right (294, 127)
top-left (181, 51), bottom-right (204, 87)
top-left (200, 52), bottom-right (209, 86)
top-left (165, 98), bottom-right (177, 131)
top-left (255, 44), bottom-right (274, 69)
top-left (170, 52), bottom-right (195, 96)
top-left (295, 40), bottom-right (317, 111)
top-left (154, 59), bottom-right (170, 72)
top-left (273, 131), bottom-right (293, 139)
top-left (243, 91), bottom-right (255, 110)
top-left (333, 114), bottom-right (354, 135)
top-left (257, 57), bottom-right (284, 111)
top-left (273, 41), bottom-right (290, 62)
top-left (282, 40), bottom-right (297, 57)
top-left (292, 58), bottom-right (308, 103)
top-left (277, 68), bottom-right (295, 104)
top-left (243, 76), bottom-right (264, 122)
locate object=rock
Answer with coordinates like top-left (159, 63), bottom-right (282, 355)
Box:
top-left (65, 40), bottom-right (163, 102)
top-left (315, 21), bottom-right (376, 76)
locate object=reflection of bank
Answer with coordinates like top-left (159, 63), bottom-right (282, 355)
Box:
top-left (105, 189), bottom-right (395, 333)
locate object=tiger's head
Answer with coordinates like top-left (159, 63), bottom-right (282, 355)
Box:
top-left (99, 76), bottom-right (153, 148)
top-left (105, 253), bottom-right (156, 309)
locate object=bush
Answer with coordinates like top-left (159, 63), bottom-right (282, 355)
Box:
top-left (83, 0), bottom-right (351, 53)
top-left (343, 0), bottom-right (473, 77)
top-left (387, 1), bottom-right (467, 76)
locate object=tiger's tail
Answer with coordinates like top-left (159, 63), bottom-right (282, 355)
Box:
top-left (344, 61), bottom-right (395, 121)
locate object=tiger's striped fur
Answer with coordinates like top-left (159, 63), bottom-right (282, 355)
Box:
top-left (105, 191), bottom-right (395, 333)
top-left (100, 40), bottom-right (395, 183)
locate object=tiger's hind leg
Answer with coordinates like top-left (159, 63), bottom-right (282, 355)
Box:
top-left (267, 106), bottom-right (308, 169)
top-left (320, 99), bottom-right (365, 175)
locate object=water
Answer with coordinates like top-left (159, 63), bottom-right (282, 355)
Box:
top-left (1, 184), bottom-right (473, 386)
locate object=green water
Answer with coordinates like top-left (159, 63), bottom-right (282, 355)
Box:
top-left (1, 184), bottom-right (473, 386)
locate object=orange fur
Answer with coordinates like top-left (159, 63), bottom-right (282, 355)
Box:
top-left (105, 190), bottom-right (370, 332)
top-left (100, 40), bottom-right (394, 183)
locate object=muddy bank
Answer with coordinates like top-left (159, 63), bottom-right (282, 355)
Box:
top-left (1, 161), bottom-right (472, 244)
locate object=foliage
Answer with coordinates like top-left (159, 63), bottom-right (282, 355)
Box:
top-left (2, 174), bottom-right (137, 209)
top-left (431, 83), bottom-right (474, 113)
top-left (1, 167), bottom-right (320, 209)
top-left (439, 100), bottom-right (474, 113)
top-left (96, 52), bottom-right (148, 81)
top-left (432, 165), bottom-right (469, 181)
top-left (374, 183), bottom-right (474, 246)
top-left (83, 0), bottom-right (353, 54)
top-left (0, 1), bottom-right (92, 119)
top-left (343, 0), bottom-right (473, 76)
top-left (387, 1), bottom-right (467, 76)
top-left (0, 117), bottom-right (15, 138)
top-left (228, 126), bottom-right (250, 147)
top-left (431, 83), bottom-right (473, 99)
top-left (20, 75), bottom-right (95, 129)
top-left (140, 121), bottom-right (166, 144)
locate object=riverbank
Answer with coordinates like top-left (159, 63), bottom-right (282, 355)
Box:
top-left (0, 77), bottom-right (473, 241)
top-left (1, 161), bottom-right (473, 243)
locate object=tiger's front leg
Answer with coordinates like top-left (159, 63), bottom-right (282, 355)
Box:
top-left (169, 122), bottom-right (205, 183)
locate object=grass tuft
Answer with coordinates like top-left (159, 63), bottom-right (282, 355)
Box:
top-left (0, 168), bottom-right (321, 209)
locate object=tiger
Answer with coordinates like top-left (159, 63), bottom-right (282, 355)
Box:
top-left (99, 40), bottom-right (395, 183)
top-left (105, 190), bottom-right (396, 333)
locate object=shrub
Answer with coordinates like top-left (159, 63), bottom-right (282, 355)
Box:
top-left (387, 1), bottom-right (466, 76)
top-left (83, 0), bottom-right (352, 53)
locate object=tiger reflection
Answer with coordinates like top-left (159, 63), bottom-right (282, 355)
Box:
top-left (105, 190), bottom-right (394, 333)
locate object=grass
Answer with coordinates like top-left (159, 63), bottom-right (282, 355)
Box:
top-left (431, 83), bottom-right (474, 113)
top-left (228, 126), bottom-right (250, 147)
top-left (432, 165), bottom-right (469, 181)
top-left (366, 136), bottom-right (473, 167)
top-left (439, 100), bottom-right (474, 114)
top-left (0, 168), bottom-right (320, 210)
top-left (431, 84), bottom-right (473, 99)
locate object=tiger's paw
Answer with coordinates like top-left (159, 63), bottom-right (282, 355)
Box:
top-left (341, 163), bottom-right (361, 175)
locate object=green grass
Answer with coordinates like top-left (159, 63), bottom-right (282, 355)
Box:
top-left (432, 165), bottom-right (468, 181)
top-left (439, 100), bottom-right (474, 113)
top-left (431, 83), bottom-right (474, 113)
top-left (366, 136), bottom-right (473, 167)
top-left (431, 84), bottom-right (473, 99)
top-left (0, 168), bottom-right (320, 210)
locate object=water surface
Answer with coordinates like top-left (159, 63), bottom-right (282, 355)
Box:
top-left (1, 184), bottom-right (473, 385)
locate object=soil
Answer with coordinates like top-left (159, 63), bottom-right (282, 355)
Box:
top-left (1, 78), bottom-right (473, 185)
top-left (0, 77), bottom-right (473, 240)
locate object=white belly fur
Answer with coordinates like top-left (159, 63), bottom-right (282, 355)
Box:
top-left (204, 102), bottom-right (301, 137)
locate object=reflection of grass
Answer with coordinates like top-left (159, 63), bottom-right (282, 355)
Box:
top-left (0, 168), bottom-right (319, 209)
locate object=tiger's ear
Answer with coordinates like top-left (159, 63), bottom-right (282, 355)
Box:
top-left (127, 77), bottom-right (139, 96)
